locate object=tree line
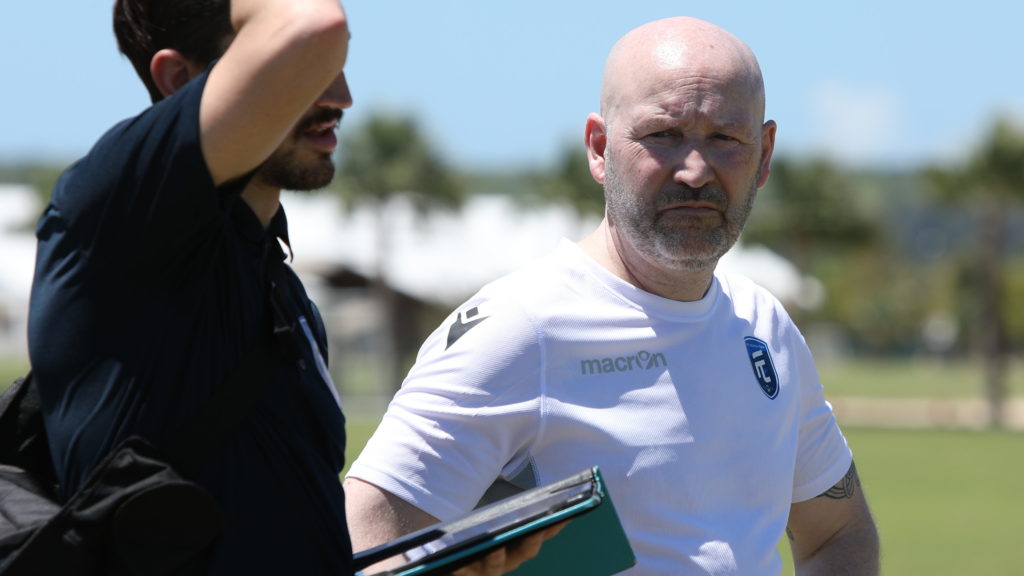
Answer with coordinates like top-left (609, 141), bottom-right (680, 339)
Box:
top-left (3, 114), bottom-right (1022, 425)
top-left (327, 112), bottom-right (1024, 427)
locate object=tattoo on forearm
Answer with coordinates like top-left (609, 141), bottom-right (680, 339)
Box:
top-left (819, 462), bottom-right (860, 500)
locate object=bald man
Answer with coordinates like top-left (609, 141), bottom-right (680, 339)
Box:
top-left (344, 17), bottom-right (879, 576)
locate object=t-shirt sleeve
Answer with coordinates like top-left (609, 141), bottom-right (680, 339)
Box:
top-left (43, 69), bottom-right (242, 280)
top-left (790, 329), bottom-right (853, 503)
top-left (346, 295), bottom-right (545, 521)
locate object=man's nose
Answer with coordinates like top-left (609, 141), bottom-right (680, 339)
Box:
top-left (316, 72), bottom-right (353, 110)
top-left (673, 144), bottom-right (713, 189)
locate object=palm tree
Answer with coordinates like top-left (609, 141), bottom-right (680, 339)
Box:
top-left (335, 112), bottom-right (465, 391)
top-left (927, 116), bottom-right (1024, 428)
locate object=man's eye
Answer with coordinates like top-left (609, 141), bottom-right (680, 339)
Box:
top-left (647, 131), bottom-right (674, 139)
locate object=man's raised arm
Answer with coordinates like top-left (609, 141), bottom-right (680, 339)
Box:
top-left (200, 0), bottom-right (350, 185)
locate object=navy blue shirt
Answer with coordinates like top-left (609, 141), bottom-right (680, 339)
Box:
top-left (28, 70), bottom-right (353, 575)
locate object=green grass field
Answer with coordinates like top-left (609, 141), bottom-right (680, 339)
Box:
top-left (817, 357), bottom-right (1024, 398)
top-left (845, 428), bottom-right (1024, 575)
top-left (0, 357), bottom-right (29, 388)
top-left (344, 424), bottom-right (1024, 575)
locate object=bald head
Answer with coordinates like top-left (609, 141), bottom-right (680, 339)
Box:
top-left (600, 17), bottom-right (766, 125)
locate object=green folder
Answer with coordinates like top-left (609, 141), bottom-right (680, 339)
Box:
top-left (507, 473), bottom-right (634, 576)
top-left (353, 467), bottom-right (635, 576)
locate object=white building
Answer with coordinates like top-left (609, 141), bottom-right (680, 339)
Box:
top-left (0, 184), bottom-right (39, 360)
top-left (280, 190), bottom-right (821, 309)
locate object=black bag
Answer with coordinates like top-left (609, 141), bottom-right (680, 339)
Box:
top-left (0, 374), bottom-right (223, 576)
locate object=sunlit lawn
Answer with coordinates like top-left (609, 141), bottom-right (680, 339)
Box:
top-left (818, 357), bottom-right (1024, 398)
top-left (0, 357), bottom-right (29, 390)
top-left (776, 427), bottom-right (1024, 575)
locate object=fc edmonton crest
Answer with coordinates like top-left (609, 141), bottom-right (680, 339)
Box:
top-left (744, 337), bottom-right (779, 399)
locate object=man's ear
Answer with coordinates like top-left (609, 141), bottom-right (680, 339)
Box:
top-left (756, 119), bottom-right (778, 189)
top-left (585, 113), bottom-right (609, 184)
top-left (150, 49), bottom-right (202, 99)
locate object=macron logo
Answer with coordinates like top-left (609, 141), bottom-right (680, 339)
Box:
top-left (446, 306), bottom-right (490, 349)
top-left (581, 351), bottom-right (668, 376)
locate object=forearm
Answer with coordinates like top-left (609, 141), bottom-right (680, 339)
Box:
top-left (230, 0), bottom-right (348, 40)
top-left (344, 477), bottom-right (440, 569)
top-left (789, 461), bottom-right (880, 576)
top-left (228, 0), bottom-right (348, 97)
top-left (201, 0), bottom-right (349, 184)
top-left (793, 517), bottom-right (880, 576)
top-left (344, 477), bottom-right (564, 576)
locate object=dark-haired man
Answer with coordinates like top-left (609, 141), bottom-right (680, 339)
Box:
top-left (28, 2), bottom-right (548, 574)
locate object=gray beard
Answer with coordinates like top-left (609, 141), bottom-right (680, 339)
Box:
top-left (603, 156), bottom-right (757, 272)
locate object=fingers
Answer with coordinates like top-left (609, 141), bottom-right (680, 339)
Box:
top-left (505, 532), bottom-right (544, 569)
top-left (449, 520), bottom-right (571, 575)
top-left (540, 520), bottom-right (570, 540)
top-left (451, 547), bottom-right (506, 576)
top-left (504, 520), bottom-right (568, 566)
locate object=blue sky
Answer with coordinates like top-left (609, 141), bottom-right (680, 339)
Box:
top-left (3, 1), bottom-right (1022, 171)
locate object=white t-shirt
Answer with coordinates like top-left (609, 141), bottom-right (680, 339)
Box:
top-left (347, 240), bottom-right (851, 575)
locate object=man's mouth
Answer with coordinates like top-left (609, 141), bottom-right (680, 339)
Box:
top-left (300, 110), bottom-right (343, 150)
top-left (658, 186), bottom-right (726, 215)
top-left (664, 201), bottom-right (721, 212)
top-left (306, 119), bottom-right (340, 135)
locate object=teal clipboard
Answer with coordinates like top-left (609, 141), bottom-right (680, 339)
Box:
top-left (353, 467), bottom-right (635, 576)
top-left (506, 474), bottom-right (634, 576)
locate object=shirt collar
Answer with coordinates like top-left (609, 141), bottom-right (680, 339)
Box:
top-left (268, 207), bottom-right (294, 262)
top-left (229, 196), bottom-right (294, 262)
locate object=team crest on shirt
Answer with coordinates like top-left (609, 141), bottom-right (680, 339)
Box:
top-left (744, 337), bottom-right (779, 399)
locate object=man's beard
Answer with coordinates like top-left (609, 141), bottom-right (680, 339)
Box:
top-left (255, 146), bottom-right (336, 192)
top-left (254, 108), bottom-right (342, 192)
top-left (603, 154), bottom-right (757, 272)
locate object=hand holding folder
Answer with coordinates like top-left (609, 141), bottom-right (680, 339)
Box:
top-left (352, 467), bottom-right (635, 576)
